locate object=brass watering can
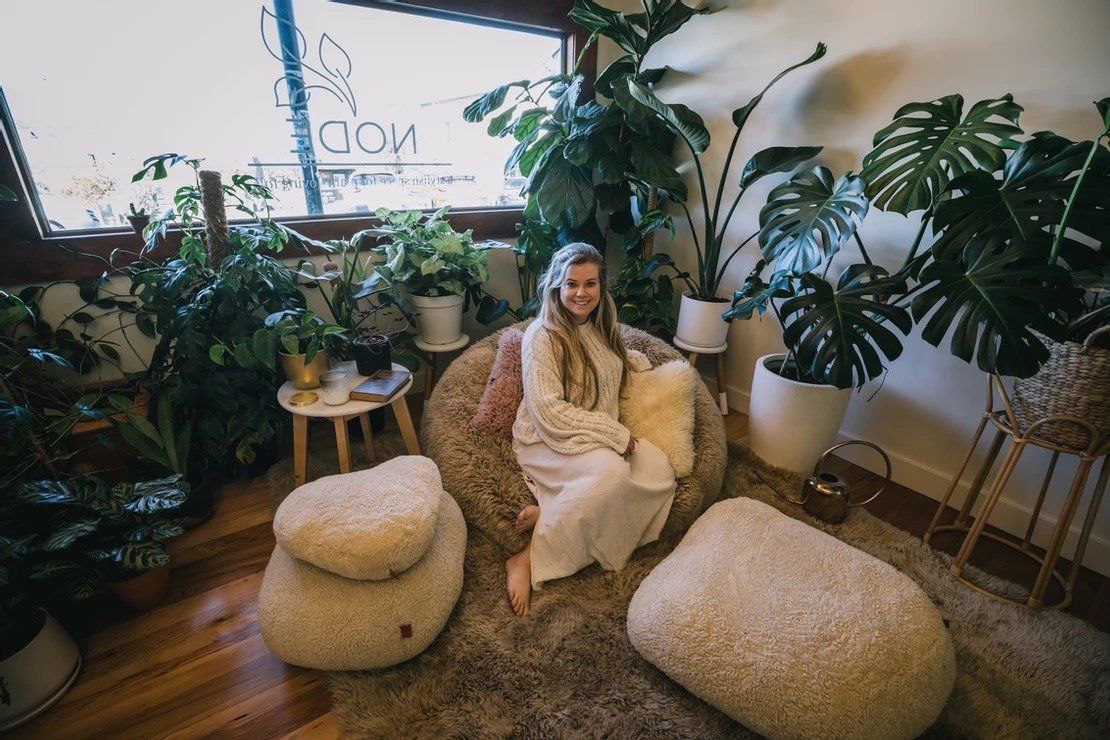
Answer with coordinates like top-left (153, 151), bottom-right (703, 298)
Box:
top-left (758, 441), bottom-right (892, 525)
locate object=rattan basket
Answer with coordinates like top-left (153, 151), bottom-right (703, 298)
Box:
top-left (1011, 326), bottom-right (1110, 451)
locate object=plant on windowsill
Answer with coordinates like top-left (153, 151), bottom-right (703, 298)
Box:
top-left (126, 202), bottom-right (150, 236)
top-left (370, 207), bottom-right (508, 346)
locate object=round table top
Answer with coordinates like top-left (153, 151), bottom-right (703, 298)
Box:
top-left (277, 361), bottom-right (413, 417)
top-left (413, 333), bottom-right (470, 353)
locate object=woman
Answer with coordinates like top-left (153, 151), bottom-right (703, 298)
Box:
top-left (506, 242), bottom-right (677, 617)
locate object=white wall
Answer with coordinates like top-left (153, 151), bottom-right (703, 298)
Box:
top-left (598, 0), bottom-right (1110, 575)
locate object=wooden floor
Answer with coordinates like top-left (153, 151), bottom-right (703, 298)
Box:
top-left (18, 405), bottom-right (1108, 739)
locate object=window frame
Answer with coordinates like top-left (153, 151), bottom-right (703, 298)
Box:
top-left (0, 0), bottom-right (596, 284)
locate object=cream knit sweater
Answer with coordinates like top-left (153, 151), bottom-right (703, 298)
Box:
top-left (513, 320), bottom-right (652, 456)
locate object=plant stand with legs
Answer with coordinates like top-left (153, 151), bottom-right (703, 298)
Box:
top-left (414, 334), bottom-right (470, 399)
top-left (673, 337), bottom-right (729, 416)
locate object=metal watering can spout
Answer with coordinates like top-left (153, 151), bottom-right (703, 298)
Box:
top-left (757, 441), bottom-right (892, 525)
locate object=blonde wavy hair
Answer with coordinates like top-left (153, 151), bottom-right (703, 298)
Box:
top-left (537, 242), bottom-right (634, 410)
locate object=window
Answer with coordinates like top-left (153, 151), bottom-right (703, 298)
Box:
top-left (0, 0), bottom-right (567, 236)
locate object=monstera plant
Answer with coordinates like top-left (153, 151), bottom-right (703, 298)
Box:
top-left (725, 94), bottom-right (1109, 472)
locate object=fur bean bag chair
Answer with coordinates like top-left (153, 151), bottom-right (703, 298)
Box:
top-left (421, 322), bottom-right (727, 553)
top-left (627, 497), bottom-right (956, 739)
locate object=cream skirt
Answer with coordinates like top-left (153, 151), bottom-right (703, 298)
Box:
top-left (513, 437), bottom-right (677, 589)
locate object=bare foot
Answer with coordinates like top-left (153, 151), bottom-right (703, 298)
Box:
top-left (514, 505), bottom-right (540, 534)
top-left (505, 545), bottom-right (532, 618)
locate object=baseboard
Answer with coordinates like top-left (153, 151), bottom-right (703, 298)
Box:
top-left (708, 373), bottom-right (1110, 578)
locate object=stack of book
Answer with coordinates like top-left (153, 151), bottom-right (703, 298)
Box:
top-left (350, 368), bottom-right (411, 403)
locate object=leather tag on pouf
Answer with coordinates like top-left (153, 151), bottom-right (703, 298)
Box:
top-left (400, 624), bottom-right (413, 639)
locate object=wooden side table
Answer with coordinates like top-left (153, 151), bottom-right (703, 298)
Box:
top-left (277, 361), bottom-right (421, 488)
top-left (673, 337), bottom-right (729, 416)
top-left (414, 334), bottom-right (470, 398)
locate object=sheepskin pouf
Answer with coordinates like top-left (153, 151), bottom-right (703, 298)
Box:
top-left (627, 497), bottom-right (956, 740)
top-left (422, 322), bottom-right (727, 552)
top-left (272, 456), bottom-right (444, 580)
top-left (259, 474), bottom-right (466, 670)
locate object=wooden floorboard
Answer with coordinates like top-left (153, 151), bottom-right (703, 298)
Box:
top-left (17, 407), bottom-right (1108, 738)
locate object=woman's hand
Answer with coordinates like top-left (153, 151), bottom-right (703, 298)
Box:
top-left (624, 436), bottom-right (637, 457)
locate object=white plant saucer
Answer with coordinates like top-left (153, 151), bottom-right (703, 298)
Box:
top-left (673, 336), bottom-right (727, 355)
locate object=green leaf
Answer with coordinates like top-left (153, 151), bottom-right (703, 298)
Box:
top-left (281, 333), bottom-right (299, 356)
top-left (0, 534), bottom-right (35, 558)
top-left (16, 480), bottom-right (81, 505)
top-left (513, 108), bottom-right (546, 142)
top-left (209, 344), bottom-right (226, 365)
top-left (114, 541), bottom-right (171, 572)
top-left (732, 43), bottom-right (827, 132)
top-left (615, 78), bottom-right (710, 154)
top-left (536, 155), bottom-right (594, 228)
top-left (462, 80), bottom-right (528, 122)
top-left (487, 104), bottom-right (518, 136)
top-left (740, 146), bottom-right (824, 188)
top-left (563, 139), bottom-right (592, 166)
top-left (127, 521), bottom-right (185, 543)
top-left (157, 398), bottom-right (180, 474)
top-left (931, 132), bottom-right (1109, 270)
top-left (569, 0), bottom-right (644, 56)
top-left (66, 575), bottom-right (100, 600)
top-left (1097, 97), bottom-right (1110, 129)
top-left (643, 0), bottom-right (709, 47)
top-left (42, 518), bottom-right (101, 551)
top-left (122, 475), bottom-right (189, 514)
top-left (629, 140), bottom-right (687, 201)
top-left (861, 94), bottom-right (1023, 214)
top-left (911, 236), bottom-right (1078, 377)
top-left (596, 55), bottom-right (635, 98)
top-left (781, 266), bottom-right (911, 389)
top-left (252, 328), bottom-right (276, 370)
top-left (758, 167), bottom-right (869, 274)
top-left (30, 560), bottom-right (82, 579)
top-left (724, 271), bottom-right (794, 321)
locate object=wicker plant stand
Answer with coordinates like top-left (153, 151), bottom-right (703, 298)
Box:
top-left (924, 375), bottom-right (1109, 610)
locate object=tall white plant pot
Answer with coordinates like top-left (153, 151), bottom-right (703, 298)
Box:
top-left (675, 293), bottom-right (730, 350)
top-left (748, 353), bottom-right (851, 474)
top-left (0, 611), bottom-right (82, 731)
top-left (410, 294), bottom-right (464, 346)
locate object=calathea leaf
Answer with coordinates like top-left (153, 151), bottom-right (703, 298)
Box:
top-left (114, 541), bottom-right (171, 572)
top-left (861, 94), bottom-right (1023, 214)
top-left (758, 167), bottom-right (869, 275)
top-left (42, 517), bottom-right (101, 551)
top-left (781, 266), bottom-right (911, 389)
top-left (931, 132), bottom-right (1109, 270)
top-left (740, 146), bottom-right (823, 188)
top-left (911, 235), bottom-right (1077, 378)
top-left (16, 479), bottom-right (82, 505)
top-left (122, 475), bottom-right (189, 514)
top-left (536, 155), bottom-right (594, 228)
top-left (30, 560), bottom-right (82, 579)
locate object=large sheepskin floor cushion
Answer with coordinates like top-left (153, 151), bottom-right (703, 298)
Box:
top-left (258, 490), bottom-right (466, 671)
top-left (627, 496), bottom-right (957, 739)
top-left (422, 322), bottom-right (727, 553)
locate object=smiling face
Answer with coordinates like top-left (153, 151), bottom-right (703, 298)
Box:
top-left (559, 261), bottom-right (602, 324)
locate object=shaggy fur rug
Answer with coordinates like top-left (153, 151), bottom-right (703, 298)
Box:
top-left (265, 433), bottom-right (1110, 739)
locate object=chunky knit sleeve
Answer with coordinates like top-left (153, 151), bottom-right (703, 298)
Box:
top-left (520, 325), bottom-right (631, 456)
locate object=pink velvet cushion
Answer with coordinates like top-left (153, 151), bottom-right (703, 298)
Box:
top-left (470, 328), bottom-right (524, 438)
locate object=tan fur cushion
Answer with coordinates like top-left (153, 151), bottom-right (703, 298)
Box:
top-left (628, 497), bottom-right (956, 739)
top-left (422, 322), bottom-right (727, 553)
top-left (620, 359), bottom-right (697, 478)
top-left (259, 490), bottom-right (466, 671)
top-left (273, 456), bottom-right (443, 580)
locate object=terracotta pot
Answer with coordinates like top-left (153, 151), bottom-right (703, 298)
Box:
top-left (126, 214), bottom-right (150, 235)
top-left (108, 565), bottom-right (171, 611)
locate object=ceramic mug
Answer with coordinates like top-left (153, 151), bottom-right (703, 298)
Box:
top-left (319, 370), bottom-right (351, 405)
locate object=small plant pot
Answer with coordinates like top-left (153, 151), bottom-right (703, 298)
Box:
top-left (410, 293), bottom-right (465, 345)
top-left (352, 334), bottom-right (392, 376)
top-left (675, 292), bottom-right (730, 350)
top-left (748, 353), bottom-right (851, 474)
top-left (126, 214), bottom-right (150, 235)
top-left (279, 350), bottom-right (332, 390)
top-left (0, 609), bottom-right (82, 731)
top-left (108, 565), bottom-right (171, 611)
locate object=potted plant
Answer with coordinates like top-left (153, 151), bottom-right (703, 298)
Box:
top-left (125, 202), bottom-right (150, 235)
top-left (371, 207), bottom-right (505, 345)
top-left (464, 0), bottom-right (711, 334)
top-left (259, 309), bottom-right (345, 390)
top-left (610, 42), bottom-right (828, 349)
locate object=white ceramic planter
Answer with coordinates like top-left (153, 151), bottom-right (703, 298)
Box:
top-left (0, 611), bottom-right (82, 731)
top-left (748, 353), bottom-right (851, 474)
top-left (675, 292), bottom-right (730, 350)
top-left (410, 293), bottom-right (465, 345)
